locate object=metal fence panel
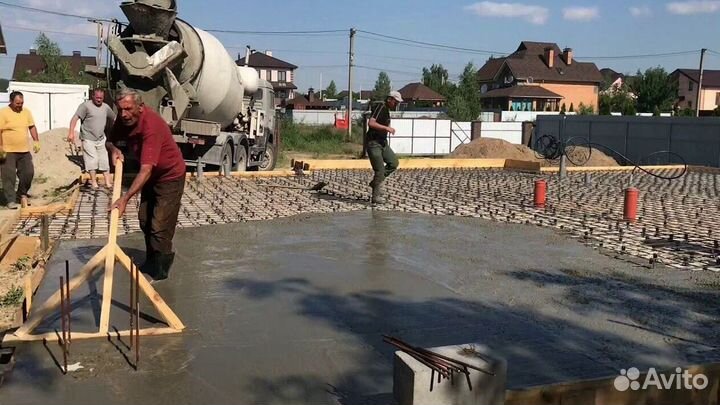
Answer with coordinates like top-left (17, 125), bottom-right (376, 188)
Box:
top-left (535, 116), bottom-right (720, 167)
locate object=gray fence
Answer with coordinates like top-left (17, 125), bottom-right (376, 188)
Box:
top-left (535, 115), bottom-right (720, 167)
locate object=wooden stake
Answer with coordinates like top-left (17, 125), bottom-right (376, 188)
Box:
top-left (99, 159), bottom-right (123, 333)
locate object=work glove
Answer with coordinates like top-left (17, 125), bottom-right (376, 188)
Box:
top-left (33, 141), bottom-right (40, 153)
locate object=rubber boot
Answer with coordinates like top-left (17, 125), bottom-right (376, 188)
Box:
top-left (371, 181), bottom-right (386, 204)
top-left (154, 252), bottom-right (176, 281)
top-left (139, 252), bottom-right (160, 279)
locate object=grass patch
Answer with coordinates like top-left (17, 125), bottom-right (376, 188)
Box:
top-left (0, 286), bottom-right (23, 307)
top-left (11, 256), bottom-right (32, 273)
top-left (280, 119), bottom-right (363, 155)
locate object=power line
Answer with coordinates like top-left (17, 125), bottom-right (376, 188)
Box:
top-left (575, 50), bottom-right (701, 60)
top-left (205, 29), bottom-right (346, 37)
top-left (357, 29), bottom-right (507, 55)
top-left (356, 65), bottom-right (422, 77)
top-left (0, 1), bottom-right (344, 36)
top-left (3, 24), bottom-right (97, 38)
top-left (0, 0), bottom-right (116, 22)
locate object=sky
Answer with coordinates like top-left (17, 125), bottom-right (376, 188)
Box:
top-left (1, 0), bottom-right (720, 94)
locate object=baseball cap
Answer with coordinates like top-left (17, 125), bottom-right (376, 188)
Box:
top-left (388, 90), bottom-right (403, 103)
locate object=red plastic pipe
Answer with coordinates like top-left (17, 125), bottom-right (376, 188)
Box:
top-left (624, 188), bottom-right (639, 222)
top-left (534, 180), bottom-right (547, 208)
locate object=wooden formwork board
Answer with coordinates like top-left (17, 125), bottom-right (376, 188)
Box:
top-left (2, 327), bottom-right (181, 343)
top-left (302, 158), bottom-right (509, 170)
top-left (19, 185), bottom-right (80, 217)
top-left (541, 164), bottom-right (687, 173)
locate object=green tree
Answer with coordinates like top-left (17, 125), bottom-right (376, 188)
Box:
top-left (422, 64), bottom-right (455, 98)
top-left (599, 85), bottom-right (637, 116)
top-left (373, 72), bottom-right (391, 101)
top-left (569, 103), bottom-right (575, 113)
top-left (16, 33), bottom-right (97, 85)
top-left (631, 67), bottom-right (677, 114)
top-left (325, 80), bottom-right (338, 99)
top-left (0, 78), bottom-right (8, 92)
top-left (560, 103), bottom-right (567, 113)
top-left (447, 62), bottom-right (481, 121)
top-left (578, 103), bottom-right (594, 115)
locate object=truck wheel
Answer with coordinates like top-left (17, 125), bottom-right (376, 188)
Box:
top-left (220, 143), bottom-right (234, 175)
top-left (258, 143), bottom-right (277, 171)
top-left (235, 145), bottom-right (248, 172)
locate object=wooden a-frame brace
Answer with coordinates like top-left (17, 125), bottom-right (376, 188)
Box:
top-left (3, 160), bottom-right (184, 343)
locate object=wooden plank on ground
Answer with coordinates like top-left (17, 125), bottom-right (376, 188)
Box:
top-left (541, 165), bottom-right (686, 173)
top-left (301, 158), bottom-right (508, 170)
top-left (504, 159), bottom-right (542, 172)
top-left (2, 327), bottom-right (181, 343)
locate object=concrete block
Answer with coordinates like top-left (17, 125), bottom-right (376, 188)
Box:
top-left (393, 343), bottom-right (506, 405)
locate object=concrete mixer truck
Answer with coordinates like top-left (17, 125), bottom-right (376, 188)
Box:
top-left (94, 0), bottom-right (277, 172)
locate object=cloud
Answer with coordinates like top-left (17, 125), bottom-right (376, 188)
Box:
top-left (629, 5), bottom-right (653, 16)
top-left (667, 1), bottom-right (720, 14)
top-left (562, 6), bottom-right (600, 21)
top-left (464, 2), bottom-right (550, 25)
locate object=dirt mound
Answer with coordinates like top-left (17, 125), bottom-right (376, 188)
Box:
top-left (451, 137), bottom-right (619, 167)
top-left (565, 146), bottom-right (620, 167)
top-left (32, 128), bottom-right (83, 203)
top-left (452, 137), bottom-right (538, 161)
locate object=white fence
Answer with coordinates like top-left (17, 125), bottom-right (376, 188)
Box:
top-left (478, 122), bottom-right (523, 144)
top-left (385, 119), bottom-right (521, 156)
top-left (289, 110), bottom-right (365, 126)
top-left (8, 82), bottom-right (89, 133)
top-left (288, 109), bottom-right (444, 126)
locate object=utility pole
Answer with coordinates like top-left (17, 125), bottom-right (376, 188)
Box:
top-left (696, 48), bottom-right (707, 117)
top-left (346, 28), bottom-right (356, 141)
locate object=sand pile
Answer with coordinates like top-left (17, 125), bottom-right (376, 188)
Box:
top-left (31, 128), bottom-right (83, 203)
top-left (452, 138), bottom-right (537, 161)
top-left (451, 137), bottom-right (619, 167)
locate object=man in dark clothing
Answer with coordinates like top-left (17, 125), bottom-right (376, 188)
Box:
top-left (366, 90), bottom-right (402, 204)
top-left (108, 88), bottom-right (186, 281)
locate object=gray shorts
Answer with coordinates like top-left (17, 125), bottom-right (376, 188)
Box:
top-left (82, 138), bottom-right (110, 172)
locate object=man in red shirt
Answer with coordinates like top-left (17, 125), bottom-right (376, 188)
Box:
top-left (108, 88), bottom-right (186, 281)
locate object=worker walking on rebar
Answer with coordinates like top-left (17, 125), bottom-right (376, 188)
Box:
top-left (107, 88), bottom-right (186, 281)
top-left (366, 90), bottom-right (402, 204)
top-left (0, 91), bottom-right (41, 209)
top-left (67, 88), bottom-right (116, 190)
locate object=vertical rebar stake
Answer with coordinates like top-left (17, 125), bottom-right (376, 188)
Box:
top-left (65, 261), bottom-right (71, 346)
top-left (129, 263), bottom-right (134, 349)
top-left (135, 262), bottom-right (140, 369)
top-left (60, 276), bottom-right (68, 374)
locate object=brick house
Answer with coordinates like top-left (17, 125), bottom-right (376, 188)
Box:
top-left (236, 50), bottom-right (298, 106)
top-left (397, 82), bottom-right (446, 107)
top-left (477, 41), bottom-right (602, 112)
top-left (671, 69), bottom-right (720, 114)
top-left (12, 49), bottom-right (96, 80)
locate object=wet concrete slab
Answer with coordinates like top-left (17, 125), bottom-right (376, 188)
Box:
top-left (2, 211), bottom-right (720, 405)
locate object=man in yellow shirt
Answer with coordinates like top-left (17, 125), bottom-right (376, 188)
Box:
top-left (0, 91), bottom-right (40, 209)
